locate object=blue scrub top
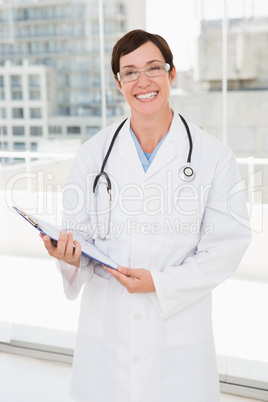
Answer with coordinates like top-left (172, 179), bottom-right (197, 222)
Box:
top-left (130, 127), bottom-right (168, 173)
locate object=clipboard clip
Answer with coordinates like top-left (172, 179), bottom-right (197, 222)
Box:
top-left (17, 208), bottom-right (41, 230)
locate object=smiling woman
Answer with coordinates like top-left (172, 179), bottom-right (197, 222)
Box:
top-left (112, 35), bottom-right (176, 149)
top-left (39, 29), bottom-right (251, 402)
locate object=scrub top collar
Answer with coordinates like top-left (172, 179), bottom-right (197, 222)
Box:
top-left (130, 126), bottom-right (169, 173)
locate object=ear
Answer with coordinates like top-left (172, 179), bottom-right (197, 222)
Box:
top-left (115, 78), bottom-right (123, 94)
top-left (169, 66), bottom-right (176, 87)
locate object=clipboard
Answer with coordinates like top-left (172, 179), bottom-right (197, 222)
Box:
top-left (12, 206), bottom-right (118, 270)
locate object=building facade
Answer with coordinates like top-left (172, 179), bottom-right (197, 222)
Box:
top-left (171, 17), bottom-right (268, 159)
top-left (0, 0), bottom-right (145, 154)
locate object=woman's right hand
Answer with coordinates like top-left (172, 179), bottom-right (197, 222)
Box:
top-left (40, 230), bottom-right (81, 268)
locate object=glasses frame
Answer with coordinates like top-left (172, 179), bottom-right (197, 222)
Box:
top-left (117, 62), bottom-right (170, 82)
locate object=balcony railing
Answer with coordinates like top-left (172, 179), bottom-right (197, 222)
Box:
top-left (1, 151), bottom-right (268, 203)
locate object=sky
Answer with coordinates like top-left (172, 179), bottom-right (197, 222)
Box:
top-left (146, 0), bottom-right (268, 70)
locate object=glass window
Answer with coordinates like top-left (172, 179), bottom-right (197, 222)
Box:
top-left (1, 108), bottom-right (6, 119)
top-left (30, 108), bottom-right (42, 119)
top-left (1, 1), bottom-right (267, 398)
top-left (86, 126), bottom-right (99, 136)
top-left (30, 142), bottom-right (38, 151)
top-left (29, 89), bottom-right (41, 100)
top-left (1, 126), bottom-right (7, 136)
top-left (49, 126), bottom-right (62, 134)
top-left (10, 75), bottom-right (22, 88)
top-left (13, 142), bottom-right (26, 150)
top-left (30, 126), bottom-right (43, 136)
top-left (67, 126), bottom-right (81, 135)
top-left (12, 108), bottom-right (24, 119)
top-left (12, 126), bottom-right (25, 136)
top-left (11, 90), bottom-right (23, 100)
top-left (0, 141), bottom-right (8, 150)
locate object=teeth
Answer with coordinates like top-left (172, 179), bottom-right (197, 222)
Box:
top-left (136, 92), bottom-right (157, 100)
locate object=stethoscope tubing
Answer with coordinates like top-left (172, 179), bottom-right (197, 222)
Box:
top-left (92, 114), bottom-right (195, 239)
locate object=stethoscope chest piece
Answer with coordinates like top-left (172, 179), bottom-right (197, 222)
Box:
top-left (179, 164), bottom-right (195, 182)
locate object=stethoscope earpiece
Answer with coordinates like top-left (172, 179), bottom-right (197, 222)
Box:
top-left (179, 164), bottom-right (195, 182)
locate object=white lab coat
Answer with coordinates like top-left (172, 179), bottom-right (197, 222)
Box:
top-left (58, 113), bottom-right (251, 402)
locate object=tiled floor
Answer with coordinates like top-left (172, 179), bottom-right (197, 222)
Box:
top-left (0, 352), bottom-right (261, 402)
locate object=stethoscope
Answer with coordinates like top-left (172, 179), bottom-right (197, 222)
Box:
top-left (92, 114), bottom-right (195, 239)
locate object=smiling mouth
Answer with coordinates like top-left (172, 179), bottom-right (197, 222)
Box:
top-left (135, 91), bottom-right (158, 100)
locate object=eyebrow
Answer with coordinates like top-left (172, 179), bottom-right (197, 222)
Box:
top-left (121, 59), bottom-right (162, 70)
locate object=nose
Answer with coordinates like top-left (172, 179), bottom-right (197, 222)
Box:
top-left (137, 70), bottom-right (150, 86)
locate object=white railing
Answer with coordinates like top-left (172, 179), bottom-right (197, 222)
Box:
top-left (1, 152), bottom-right (268, 202)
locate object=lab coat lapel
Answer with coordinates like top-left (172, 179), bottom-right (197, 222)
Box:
top-left (117, 118), bottom-right (145, 177)
top-left (116, 113), bottom-right (188, 179)
top-left (144, 113), bottom-right (188, 180)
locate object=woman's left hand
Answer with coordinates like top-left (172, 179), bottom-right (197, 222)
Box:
top-left (103, 266), bottom-right (155, 294)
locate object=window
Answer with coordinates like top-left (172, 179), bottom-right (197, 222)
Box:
top-left (29, 89), bottom-right (41, 100)
top-left (1, 2), bottom-right (267, 399)
top-left (1, 126), bottom-right (7, 136)
top-left (0, 141), bottom-right (8, 150)
top-left (30, 142), bottom-right (38, 151)
top-left (49, 126), bottom-right (62, 135)
top-left (67, 126), bottom-right (81, 135)
top-left (28, 74), bottom-right (40, 87)
top-left (86, 126), bottom-right (99, 136)
top-left (30, 126), bottom-right (43, 136)
top-left (10, 75), bottom-right (22, 88)
top-left (1, 108), bottom-right (6, 119)
top-left (12, 108), bottom-right (24, 119)
top-left (29, 108), bottom-right (42, 119)
top-left (11, 90), bottom-right (23, 100)
top-left (12, 126), bottom-right (25, 136)
top-left (13, 142), bottom-right (26, 150)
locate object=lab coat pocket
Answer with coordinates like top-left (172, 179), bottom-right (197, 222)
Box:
top-left (166, 295), bottom-right (213, 345)
top-left (78, 274), bottom-right (108, 338)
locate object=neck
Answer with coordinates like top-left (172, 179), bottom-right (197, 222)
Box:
top-left (130, 107), bottom-right (173, 153)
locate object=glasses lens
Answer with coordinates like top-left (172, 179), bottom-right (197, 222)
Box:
top-left (120, 69), bottom-right (139, 82)
top-left (146, 62), bottom-right (166, 77)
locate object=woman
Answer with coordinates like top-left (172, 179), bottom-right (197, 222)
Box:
top-left (41, 30), bottom-right (251, 402)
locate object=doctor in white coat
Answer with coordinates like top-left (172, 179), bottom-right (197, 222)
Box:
top-left (41, 30), bottom-right (251, 402)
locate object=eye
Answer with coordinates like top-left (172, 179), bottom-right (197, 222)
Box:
top-left (124, 69), bottom-right (137, 76)
top-left (148, 64), bottom-right (162, 72)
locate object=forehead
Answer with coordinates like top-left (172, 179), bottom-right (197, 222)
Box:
top-left (119, 41), bottom-right (164, 69)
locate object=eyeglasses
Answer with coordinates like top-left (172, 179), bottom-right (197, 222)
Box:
top-left (117, 62), bottom-right (170, 82)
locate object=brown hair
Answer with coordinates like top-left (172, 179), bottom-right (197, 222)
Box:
top-left (111, 29), bottom-right (174, 79)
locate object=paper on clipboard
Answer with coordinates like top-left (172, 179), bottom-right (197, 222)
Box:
top-left (12, 206), bottom-right (118, 270)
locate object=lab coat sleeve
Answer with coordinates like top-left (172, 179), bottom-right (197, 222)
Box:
top-left (56, 148), bottom-right (96, 300)
top-left (57, 256), bottom-right (94, 301)
top-left (150, 150), bottom-right (252, 319)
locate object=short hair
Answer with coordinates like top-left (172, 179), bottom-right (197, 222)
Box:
top-left (111, 29), bottom-right (174, 79)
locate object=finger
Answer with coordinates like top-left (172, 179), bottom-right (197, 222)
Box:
top-left (65, 232), bottom-right (75, 257)
top-left (104, 266), bottom-right (135, 290)
top-left (117, 266), bottom-right (140, 278)
top-left (42, 235), bottom-right (56, 254)
top-left (56, 231), bottom-right (67, 257)
top-left (73, 240), bottom-right (82, 257)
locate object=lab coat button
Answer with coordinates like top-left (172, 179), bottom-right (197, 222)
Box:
top-left (134, 313), bottom-right (142, 320)
top-left (141, 182), bottom-right (148, 189)
top-left (133, 356), bottom-right (140, 363)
